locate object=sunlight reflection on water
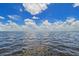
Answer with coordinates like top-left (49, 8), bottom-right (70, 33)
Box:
top-left (0, 31), bottom-right (79, 56)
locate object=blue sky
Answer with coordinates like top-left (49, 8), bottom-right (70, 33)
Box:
top-left (0, 3), bottom-right (79, 31)
top-left (0, 3), bottom-right (79, 25)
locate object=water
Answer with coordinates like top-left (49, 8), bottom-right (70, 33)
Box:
top-left (0, 31), bottom-right (79, 56)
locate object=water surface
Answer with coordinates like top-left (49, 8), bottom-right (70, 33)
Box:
top-left (0, 31), bottom-right (79, 56)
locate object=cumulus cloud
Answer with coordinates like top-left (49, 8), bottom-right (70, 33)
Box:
top-left (0, 20), bottom-right (21, 31)
top-left (23, 3), bottom-right (49, 15)
top-left (73, 3), bottom-right (79, 7)
top-left (0, 16), bottom-right (5, 19)
top-left (24, 18), bottom-right (39, 29)
top-left (0, 17), bottom-right (79, 31)
top-left (40, 20), bottom-right (52, 29)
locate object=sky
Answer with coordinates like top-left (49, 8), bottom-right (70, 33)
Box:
top-left (0, 3), bottom-right (79, 31)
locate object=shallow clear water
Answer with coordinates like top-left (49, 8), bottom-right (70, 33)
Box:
top-left (0, 31), bottom-right (79, 56)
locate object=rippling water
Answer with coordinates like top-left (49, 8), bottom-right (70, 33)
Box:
top-left (0, 31), bottom-right (79, 56)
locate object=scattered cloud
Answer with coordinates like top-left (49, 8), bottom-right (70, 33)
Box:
top-left (7, 15), bottom-right (20, 20)
top-left (73, 3), bottom-right (79, 7)
top-left (32, 16), bottom-right (39, 20)
top-left (0, 16), bottom-right (5, 19)
top-left (23, 3), bottom-right (49, 15)
top-left (0, 17), bottom-right (79, 31)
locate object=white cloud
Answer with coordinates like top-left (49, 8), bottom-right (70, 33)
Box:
top-left (40, 20), bottom-right (51, 29)
top-left (0, 20), bottom-right (21, 31)
top-left (0, 16), bottom-right (5, 19)
top-left (32, 16), bottom-right (39, 19)
top-left (73, 3), bottom-right (79, 7)
top-left (40, 17), bottom-right (79, 31)
top-left (24, 18), bottom-right (39, 30)
top-left (0, 17), bottom-right (79, 31)
top-left (8, 15), bottom-right (20, 20)
top-left (23, 3), bottom-right (49, 15)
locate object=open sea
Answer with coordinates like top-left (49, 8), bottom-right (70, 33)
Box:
top-left (0, 31), bottom-right (79, 56)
